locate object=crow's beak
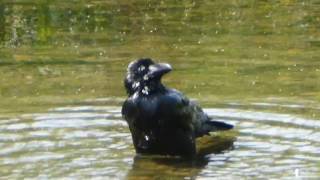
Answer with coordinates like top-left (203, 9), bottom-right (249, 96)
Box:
top-left (148, 63), bottom-right (172, 79)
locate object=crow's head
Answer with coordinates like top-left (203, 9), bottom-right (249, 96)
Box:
top-left (125, 58), bottom-right (172, 96)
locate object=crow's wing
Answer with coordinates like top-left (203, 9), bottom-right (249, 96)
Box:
top-left (166, 89), bottom-right (233, 138)
top-left (188, 101), bottom-right (233, 137)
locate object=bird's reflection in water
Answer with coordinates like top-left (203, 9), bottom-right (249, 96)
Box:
top-left (126, 132), bottom-right (236, 179)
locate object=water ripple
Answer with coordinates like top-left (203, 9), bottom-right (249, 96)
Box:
top-left (205, 108), bottom-right (320, 129)
top-left (0, 105), bottom-right (319, 178)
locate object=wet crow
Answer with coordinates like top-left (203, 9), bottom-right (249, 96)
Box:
top-left (122, 58), bottom-right (233, 157)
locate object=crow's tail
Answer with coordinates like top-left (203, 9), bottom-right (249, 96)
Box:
top-left (207, 120), bottom-right (234, 131)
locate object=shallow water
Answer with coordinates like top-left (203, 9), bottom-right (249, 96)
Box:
top-left (0, 0), bottom-right (320, 179)
top-left (0, 100), bottom-right (319, 179)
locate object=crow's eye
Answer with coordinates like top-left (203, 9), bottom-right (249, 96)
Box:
top-left (138, 65), bottom-right (146, 72)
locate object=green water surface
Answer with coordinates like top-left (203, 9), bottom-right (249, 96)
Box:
top-left (0, 0), bottom-right (319, 179)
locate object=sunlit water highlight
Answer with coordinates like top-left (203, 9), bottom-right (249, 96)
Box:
top-left (0, 101), bottom-right (319, 179)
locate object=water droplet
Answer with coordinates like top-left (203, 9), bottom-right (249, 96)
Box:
top-left (143, 75), bottom-right (149, 80)
top-left (294, 169), bottom-right (300, 177)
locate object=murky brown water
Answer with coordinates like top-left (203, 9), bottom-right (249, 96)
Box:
top-left (0, 0), bottom-right (320, 179)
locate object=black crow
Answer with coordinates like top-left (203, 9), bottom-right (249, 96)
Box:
top-left (122, 58), bottom-right (233, 157)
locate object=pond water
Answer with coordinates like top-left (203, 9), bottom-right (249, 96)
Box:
top-left (0, 0), bottom-right (319, 179)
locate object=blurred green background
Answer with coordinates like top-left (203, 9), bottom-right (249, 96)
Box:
top-left (0, 0), bottom-right (319, 114)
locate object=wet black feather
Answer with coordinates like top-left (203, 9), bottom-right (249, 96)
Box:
top-left (122, 58), bottom-right (233, 157)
